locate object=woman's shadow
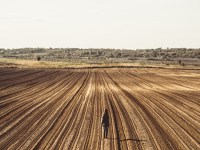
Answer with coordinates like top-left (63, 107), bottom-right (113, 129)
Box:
top-left (105, 138), bottom-right (146, 142)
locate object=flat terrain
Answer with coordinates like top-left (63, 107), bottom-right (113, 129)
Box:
top-left (0, 67), bottom-right (200, 150)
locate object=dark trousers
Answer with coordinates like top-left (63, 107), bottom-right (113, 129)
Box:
top-left (103, 126), bottom-right (109, 138)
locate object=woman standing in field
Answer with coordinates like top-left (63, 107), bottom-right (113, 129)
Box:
top-left (102, 109), bottom-right (109, 138)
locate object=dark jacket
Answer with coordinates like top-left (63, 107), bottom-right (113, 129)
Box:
top-left (102, 110), bottom-right (109, 126)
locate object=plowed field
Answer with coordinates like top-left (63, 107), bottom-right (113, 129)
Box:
top-left (0, 68), bottom-right (200, 150)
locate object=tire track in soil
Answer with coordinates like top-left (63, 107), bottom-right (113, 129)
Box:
top-left (0, 71), bottom-right (74, 130)
top-left (0, 70), bottom-right (70, 101)
top-left (20, 71), bottom-right (88, 150)
top-left (107, 71), bottom-right (161, 150)
top-left (140, 91), bottom-right (200, 149)
top-left (30, 70), bottom-right (90, 150)
top-left (0, 71), bottom-right (68, 112)
top-left (107, 68), bottom-right (200, 149)
top-left (0, 70), bottom-right (42, 85)
top-left (0, 71), bottom-right (68, 114)
top-left (0, 70), bottom-right (34, 81)
top-left (0, 71), bottom-right (84, 149)
top-left (105, 70), bottom-right (174, 149)
top-left (119, 69), bottom-right (200, 139)
top-left (0, 68), bottom-right (199, 150)
top-left (0, 70), bottom-right (58, 97)
top-left (71, 70), bottom-right (97, 150)
top-left (55, 70), bottom-right (91, 150)
top-left (81, 71), bottom-right (102, 150)
top-left (120, 69), bottom-right (200, 121)
top-left (103, 70), bottom-right (145, 150)
top-left (97, 71), bottom-right (128, 150)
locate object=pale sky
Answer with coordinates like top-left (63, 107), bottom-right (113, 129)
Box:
top-left (0, 0), bottom-right (200, 49)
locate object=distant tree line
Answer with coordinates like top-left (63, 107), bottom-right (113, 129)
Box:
top-left (1, 47), bottom-right (200, 61)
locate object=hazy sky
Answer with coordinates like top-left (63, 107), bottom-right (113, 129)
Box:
top-left (0, 0), bottom-right (200, 49)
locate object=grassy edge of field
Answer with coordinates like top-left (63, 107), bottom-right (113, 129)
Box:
top-left (0, 58), bottom-right (87, 69)
top-left (1, 58), bottom-right (200, 70)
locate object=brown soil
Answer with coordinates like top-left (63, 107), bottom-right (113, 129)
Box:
top-left (0, 68), bottom-right (199, 150)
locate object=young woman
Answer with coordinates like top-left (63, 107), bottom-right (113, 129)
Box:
top-left (102, 109), bottom-right (109, 138)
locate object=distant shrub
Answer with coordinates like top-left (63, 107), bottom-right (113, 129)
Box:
top-left (37, 56), bottom-right (41, 61)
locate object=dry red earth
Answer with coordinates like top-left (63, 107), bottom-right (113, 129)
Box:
top-left (0, 67), bottom-right (200, 150)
